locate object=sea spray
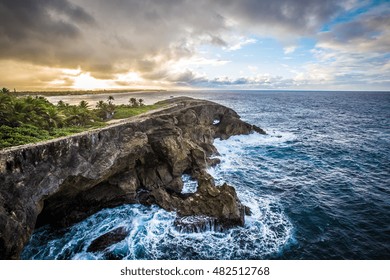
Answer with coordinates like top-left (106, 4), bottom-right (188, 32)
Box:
top-left (22, 91), bottom-right (389, 259)
top-left (22, 132), bottom-right (294, 260)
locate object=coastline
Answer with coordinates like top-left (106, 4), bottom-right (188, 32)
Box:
top-left (0, 97), bottom-right (265, 259)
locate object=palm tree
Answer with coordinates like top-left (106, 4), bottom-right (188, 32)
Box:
top-left (1, 87), bottom-right (10, 94)
top-left (96, 100), bottom-right (106, 109)
top-left (57, 100), bottom-right (66, 108)
top-left (79, 100), bottom-right (90, 109)
top-left (23, 96), bottom-right (58, 128)
top-left (8, 99), bottom-right (28, 126)
top-left (43, 107), bottom-right (63, 130)
top-left (0, 93), bottom-right (12, 120)
top-left (96, 100), bottom-right (113, 120)
top-left (65, 106), bottom-right (94, 126)
top-left (107, 95), bottom-right (115, 105)
top-left (138, 98), bottom-right (144, 106)
top-left (129, 97), bottom-right (138, 107)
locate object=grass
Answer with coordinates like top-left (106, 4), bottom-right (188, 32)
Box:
top-left (112, 104), bottom-right (160, 119)
top-left (0, 123), bottom-right (106, 149)
top-left (0, 89), bottom-right (167, 150)
top-left (0, 102), bottom-right (163, 150)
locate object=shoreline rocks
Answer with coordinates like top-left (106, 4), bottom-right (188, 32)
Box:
top-left (87, 227), bottom-right (129, 253)
top-left (0, 97), bottom-right (266, 259)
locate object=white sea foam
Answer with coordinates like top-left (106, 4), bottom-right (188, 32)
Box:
top-left (209, 131), bottom-right (297, 184)
top-left (22, 131), bottom-right (295, 260)
top-left (214, 131), bottom-right (297, 151)
top-left (22, 197), bottom-right (293, 260)
top-left (181, 174), bottom-right (198, 193)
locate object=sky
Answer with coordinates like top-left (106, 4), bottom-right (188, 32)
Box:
top-left (0, 0), bottom-right (389, 91)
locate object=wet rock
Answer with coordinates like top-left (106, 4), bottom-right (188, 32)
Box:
top-left (244, 206), bottom-right (252, 216)
top-left (252, 125), bottom-right (267, 135)
top-left (0, 97), bottom-right (264, 259)
top-left (207, 157), bottom-right (221, 167)
top-left (87, 227), bottom-right (129, 253)
top-left (174, 215), bottom-right (221, 233)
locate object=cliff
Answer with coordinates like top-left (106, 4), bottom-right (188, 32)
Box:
top-left (0, 97), bottom-right (265, 259)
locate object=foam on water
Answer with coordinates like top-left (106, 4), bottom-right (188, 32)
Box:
top-left (19, 91), bottom-right (390, 259)
top-left (214, 131), bottom-right (297, 151)
top-left (209, 131), bottom-right (297, 184)
top-left (22, 131), bottom-right (294, 260)
top-left (181, 174), bottom-right (198, 194)
top-left (22, 200), bottom-right (293, 260)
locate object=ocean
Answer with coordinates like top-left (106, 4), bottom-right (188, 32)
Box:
top-left (21, 90), bottom-right (390, 260)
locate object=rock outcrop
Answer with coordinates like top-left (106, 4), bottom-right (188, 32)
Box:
top-left (87, 227), bottom-right (129, 253)
top-left (0, 97), bottom-right (265, 259)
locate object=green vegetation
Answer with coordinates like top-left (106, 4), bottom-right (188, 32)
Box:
top-left (112, 98), bottom-right (158, 119)
top-left (1, 88), bottom-right (10, 94)
top-left (114, 104), bottom-right (159, 119)
top-left (0, 88), bottom-right (161, 149)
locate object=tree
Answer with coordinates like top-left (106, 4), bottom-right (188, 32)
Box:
top-left (96, 100), bottom-right (106, 110)
top-left (0, 98), bottom-right (10, 124)
top-left (129, 97), bottom-right (138, 107)
top-left (57, 100), bottom-right (66, 108)
top-left (138, 98), bottom-right (144, 106)
top-left (43, 107), bottom-right (63, 130)
top-left (79, 100), bottom-right (90, 109)
top-left (107, 95), bottom-right (115, 105)
top-left (64, 106), bottom-right (94, 126)
top-left (21, 95), bottom-right (58, 128)
top-left (96, 100), bottom-right (114, 120)
top-left (1, 87), bottom-right (10, 94)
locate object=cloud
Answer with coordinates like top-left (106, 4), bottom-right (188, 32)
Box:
top-left (298, 50), bottom-right (390, 89)
top-left (0, 60), bottom-right (73, 90)
top-left (2, 0), bottom-right (387, 90)
top-left (202, 75), bottom-right (296, 88)
top-left (248, 65), bottom-right (259, 73)
top-left (216, 0), bottom-right (346, 38)
top-left (283, 46), bottom-right (297, 54)
top-left (317, 3), bottom-right (390, 53)
top-left (0, 0), bottom-right (95, 66)
top-left (0, 1), bottom-right (351, 83)
top-left (225, 38), bottom-right (257, 51)
top-left (305, 3), bottom-right (390, 89)
top-left (164, 68), bottom-right (296, 89)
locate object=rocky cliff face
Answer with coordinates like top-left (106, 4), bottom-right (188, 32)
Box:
top-left (0, 97), bottom-right (265, 259)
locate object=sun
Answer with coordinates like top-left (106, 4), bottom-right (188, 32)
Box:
top-left (72, 73), bottom-right (112, 90)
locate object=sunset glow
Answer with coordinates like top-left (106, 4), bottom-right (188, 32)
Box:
top-left (72, 73), bottom-right (112, 90)
top-left (0, 0), bottom-right (389, 91)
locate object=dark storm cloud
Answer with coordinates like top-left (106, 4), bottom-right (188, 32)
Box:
top-left (0, 0), bottom-right (95, 67)
top-left (214, 0), bottom-right (343, 35)
top-left (0, 0), bottom-right (94, 39)
top-left (0, 0), bottom-right (94, 41)
top-left (78, 0), bottom-right (347, 79)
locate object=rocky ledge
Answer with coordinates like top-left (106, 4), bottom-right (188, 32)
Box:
top-left (0, 97), bottom-right (265, 259)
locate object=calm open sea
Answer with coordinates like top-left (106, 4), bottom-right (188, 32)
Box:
top-left (22, 90), bottom-right (390, 259)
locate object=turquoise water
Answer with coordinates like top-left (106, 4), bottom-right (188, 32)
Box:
top-left (22, 91), bottom-right (390, 259)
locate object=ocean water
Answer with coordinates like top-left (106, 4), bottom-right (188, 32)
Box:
top-left (22, 91), bottom-right (390, 259)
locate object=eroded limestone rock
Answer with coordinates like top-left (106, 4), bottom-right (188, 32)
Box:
top-left (0, 97), bottom-right (266, 259)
